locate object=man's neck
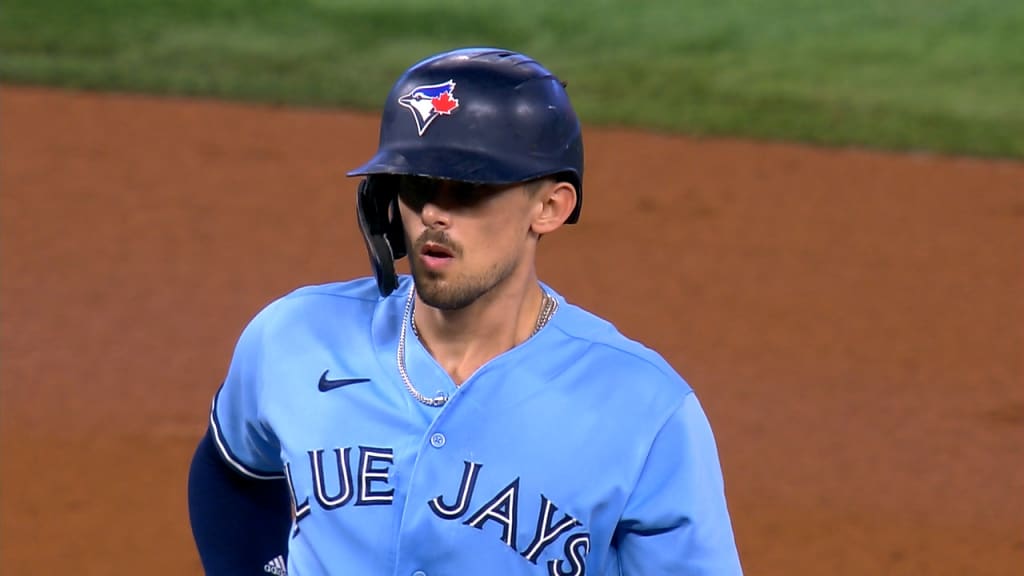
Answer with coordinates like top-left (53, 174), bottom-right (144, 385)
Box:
top-left (413, 279), bottom-right (546, 385)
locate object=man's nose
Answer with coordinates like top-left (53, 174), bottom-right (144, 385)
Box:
top-left (420, 195), bottom-right (451, 228)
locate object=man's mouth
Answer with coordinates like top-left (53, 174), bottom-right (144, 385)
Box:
top-left (421, 242), bottom-right (454, 259)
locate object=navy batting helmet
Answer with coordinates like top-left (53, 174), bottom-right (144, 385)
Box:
top-left (349, 47), bottom-right (585, 296)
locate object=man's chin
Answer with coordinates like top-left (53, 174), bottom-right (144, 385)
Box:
top-left (413, 277), bottom-right (478, 311)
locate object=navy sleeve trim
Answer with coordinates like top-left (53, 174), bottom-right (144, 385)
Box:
top-left (209, 395), bottom-right (286, 480)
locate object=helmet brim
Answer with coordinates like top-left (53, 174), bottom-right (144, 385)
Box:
top-left (347, 144), bottom-right (577, 186)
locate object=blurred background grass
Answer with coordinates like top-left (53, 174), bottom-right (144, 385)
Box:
top-left (2, 0), bottom-right (1022, 157)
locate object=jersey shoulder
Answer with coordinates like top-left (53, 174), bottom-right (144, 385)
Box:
top-left (548, 294), bottom-right (694, 400)
top-left (248, 276), bottom-right (383, 329)
top-left (278, 276), bottom-right (382, 305)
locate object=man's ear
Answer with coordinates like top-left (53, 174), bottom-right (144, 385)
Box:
top-left (532, 181), bottom-right (578, 235)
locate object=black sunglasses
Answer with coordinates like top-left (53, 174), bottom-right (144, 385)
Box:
top-left (385, 175), bottom-right (513, 209)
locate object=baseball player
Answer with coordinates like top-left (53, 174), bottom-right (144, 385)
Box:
top-left (188, 47), bottom-right (743, 575)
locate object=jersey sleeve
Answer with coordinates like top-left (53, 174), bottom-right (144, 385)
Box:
top-left (208, 302), bottom-right (286, 479)
top-left (616, 392), bottom-right (743, 575)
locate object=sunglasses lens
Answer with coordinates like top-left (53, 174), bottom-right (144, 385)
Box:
top-left (387, 176), bottom-right (507, 210)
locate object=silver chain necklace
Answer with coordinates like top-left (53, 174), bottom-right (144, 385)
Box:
top-left (396, 287), bottom-right (558, 407)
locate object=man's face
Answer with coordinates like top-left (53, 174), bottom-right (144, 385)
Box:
top-left (396, 176), bottom-right (541, 310)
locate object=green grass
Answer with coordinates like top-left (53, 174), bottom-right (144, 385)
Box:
top-left (2, 0), bottom-right (1022, 157)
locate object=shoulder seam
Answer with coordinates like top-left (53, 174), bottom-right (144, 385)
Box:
top-left (280, 282), bottom-right (381, 304)
top-left (623, 389), bottom-right (697, 498)
top-left (548, 323), bottom-right (688, 387)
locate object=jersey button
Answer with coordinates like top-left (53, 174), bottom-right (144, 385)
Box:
top-left (413, 571), bottom-right (427, 576)
top-left (429, 433), bottom-right (446, 448)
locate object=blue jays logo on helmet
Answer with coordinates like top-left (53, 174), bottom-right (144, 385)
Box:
top-left (397, 80), bottom-right (460, 136)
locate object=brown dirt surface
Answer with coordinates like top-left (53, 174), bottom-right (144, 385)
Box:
top-left (2, 85), bottom-right (1022, 575)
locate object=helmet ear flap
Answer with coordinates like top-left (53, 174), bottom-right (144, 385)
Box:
top-left (387, 195), bottom-right (407, 261)
top-left (356, 177), bottom-right (406, 297)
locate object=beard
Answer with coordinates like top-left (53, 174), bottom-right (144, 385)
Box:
top-left (408, 230), bottom-right (520, 310)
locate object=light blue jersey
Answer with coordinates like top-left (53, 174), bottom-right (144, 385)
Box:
top-left (211, 276), bottom-right (742, 575)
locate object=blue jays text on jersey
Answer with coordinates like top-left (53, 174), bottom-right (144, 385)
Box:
top-left (210, 277), bottom-right (742, 575)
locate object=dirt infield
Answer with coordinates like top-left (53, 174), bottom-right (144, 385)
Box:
top-left (2, 85), bottom-right (1021, 575)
